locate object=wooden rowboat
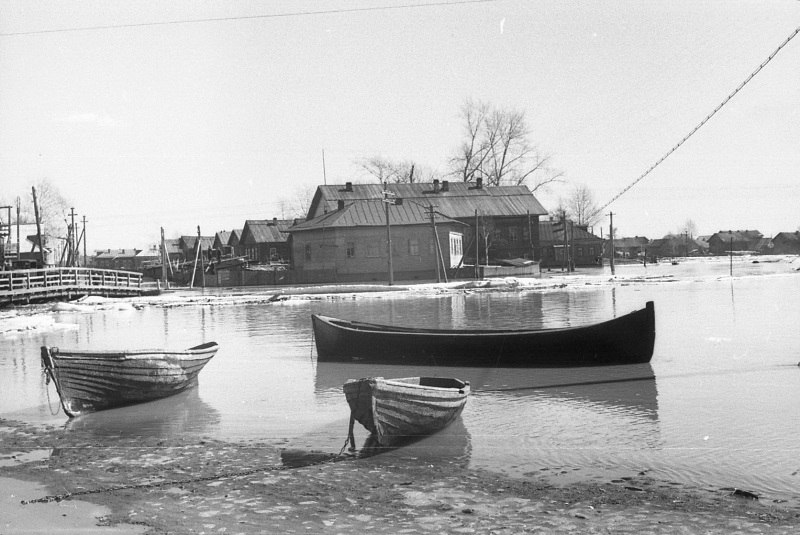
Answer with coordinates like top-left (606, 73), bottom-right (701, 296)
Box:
top-left (313, 301), bottom-right (655, 367)
top-left (40, 342), bottom-right (219, 418)
top-left (344, 376), bottom-right (470, 447)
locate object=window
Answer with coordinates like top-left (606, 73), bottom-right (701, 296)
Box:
top-left (304, 244), bottom-right (312, 261)
top-left (366, 242), bottom-right (380, 258)
top-left (509, 227), bottom-right (519, 244)
top-left (577, 247), bottom-right (583, 258)
top-left (408, 238), bottom-right (419, 256)
top-left (589, 247), bottom-right (595, 256)
top-left (346, 242), bottom-right (355, 258)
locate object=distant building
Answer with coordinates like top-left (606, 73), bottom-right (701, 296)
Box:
top-left (240, 219), bottom-right (295, 264)
top-left (707, 230), bottom-right (763, 255)
top-left (538, 221), bottom-right (604, 268)
top-left (178, 235), bottom-right (216, 263)
top-left (213, 231), bottom-right (233, 258)
top-left (770, 231), bottom-right (800, 255)
top-left (93, 249), bottom-right (142, 271)
top-left (228, 229), bottom-right (244, 257)
top-left (611, 236), bottom-right (649, 259)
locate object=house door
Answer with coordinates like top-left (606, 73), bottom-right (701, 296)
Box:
top-left (449, 232), bottom-right (463, 268)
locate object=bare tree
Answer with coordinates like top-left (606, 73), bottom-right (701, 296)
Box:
top-left (450, 99), bottom-right (563, 191)
top-left (32, 178), bottom-right (71, 239)
top-left (680, 219), bottom-right (698, 239)
top-left (565, 184), bottom-right (601, 227)
top-left (357, 156), bottom-right (440, 184)
top-left (280, 184), bottom-right (316, 220)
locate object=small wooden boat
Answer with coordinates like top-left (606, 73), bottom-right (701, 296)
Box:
top-left (40, 342), bottom-right (219, 417)
top-left (313, 301), bottom-right (655, 367)
top-left (344, 376), bottom-right (469, 447)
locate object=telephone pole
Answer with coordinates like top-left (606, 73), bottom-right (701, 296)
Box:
top-left (609, 212), bottom-right (615, 276)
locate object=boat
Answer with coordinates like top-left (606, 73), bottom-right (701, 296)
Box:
top-left (40, 342), bottom-right (219, 417)
top-left (344, 376), bottom-right (469, 447)
top-left (312, 301), bottom-right (655, 367)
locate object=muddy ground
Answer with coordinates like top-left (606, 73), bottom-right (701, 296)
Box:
top-left (2, 418), bottom-right (799, 534)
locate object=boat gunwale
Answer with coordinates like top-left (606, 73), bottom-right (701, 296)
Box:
top-left (313, 302), bottom-right (653, 337)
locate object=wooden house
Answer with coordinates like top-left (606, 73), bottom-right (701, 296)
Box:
top-left (769, 231), bottom-right (800, 255)
top-left (213, 231), bottom-right (233, 258)
top-left (240, 219), bottom-right (294, 264)
top-left (306, 179), bottom-right (547, 264)
top-left (287, 198), bottom-right (466, 284)
top-left (178, 235), bottom-right (216, 263)
top-left (538, 221), bottom-right (605, 269)
top-left (611, 236), bottom-right (649, 259)
top-left (707, 230), bottom-right (763, 255)
top-left (227, 229), bottom-right (244, 257)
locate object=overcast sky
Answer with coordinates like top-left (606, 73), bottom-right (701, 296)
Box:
top-left (1, 0), bottom-right (798, 249)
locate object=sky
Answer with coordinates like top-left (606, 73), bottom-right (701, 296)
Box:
top-left (1, 0), bottom-right (798, 250)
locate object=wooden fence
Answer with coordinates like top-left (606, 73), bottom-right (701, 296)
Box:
top-left (0, 267), bottom-right (155, 305)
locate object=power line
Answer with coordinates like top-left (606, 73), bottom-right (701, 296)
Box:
top-left (590, 24), bottom-right (800, 221)
top-left (0, 0), bottom-right (497, 37)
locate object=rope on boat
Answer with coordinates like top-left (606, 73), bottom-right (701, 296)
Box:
top-left (21, 444), bottom-right (359, 505)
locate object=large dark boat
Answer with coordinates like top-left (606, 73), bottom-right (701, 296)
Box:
top-left (312, 302), bottom-right (655, 367)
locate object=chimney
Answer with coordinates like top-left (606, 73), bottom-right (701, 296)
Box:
top-left (337, 199), bottom-right (345, 210)
top-left (476, 177), bottom-right (483, 189)
top-left (345, 181), bottom-right (353, 192)
top-left (441, 180), bottom-right (449, 192)
top-left (433, 179), bottom-right (440, 193)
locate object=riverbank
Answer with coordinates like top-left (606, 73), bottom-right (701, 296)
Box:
top-left (3, 418), bottom-right (799, 534)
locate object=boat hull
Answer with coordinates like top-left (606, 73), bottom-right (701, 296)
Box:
top-left (41, 342), bottom-right (219, 417)
top-left (313, 302), bottom-right (655, 367)
top-left (344, 377), bottom-right (469, 447)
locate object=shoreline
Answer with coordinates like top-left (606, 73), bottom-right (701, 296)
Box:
top-left (3, 418), bottom-right (799, 534)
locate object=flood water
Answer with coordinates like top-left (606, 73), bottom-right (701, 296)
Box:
top-left (2, 256), bottom-right (799, 504)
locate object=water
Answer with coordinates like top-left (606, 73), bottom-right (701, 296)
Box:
top-left (2, 256), bottom-right (799, 504)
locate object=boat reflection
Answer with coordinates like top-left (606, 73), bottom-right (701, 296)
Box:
top-left (314, 362), bottom-right (658, 419)
top-left (64, 387), bottom-right (220, 439)
top-left (355, 416), bottom-right (472, 465)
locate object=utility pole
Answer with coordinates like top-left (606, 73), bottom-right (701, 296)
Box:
top-left (69, 207), bottom-right (76, 266)
top-left (382, 184), bottom-right (401, 285)
top-left (82, 215), bottom-right (87, 267)
top-left (428, 204), bottom-right (443, 283)
top-left (609, 212), bottom-right (615, 276)
top-left (32, 187), bottom-right (44, 266)
top-left (16, 197), bottom-right (21, 260)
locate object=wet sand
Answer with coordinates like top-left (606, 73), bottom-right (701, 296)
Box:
top-left (2, 418), bottom-right (799, 534)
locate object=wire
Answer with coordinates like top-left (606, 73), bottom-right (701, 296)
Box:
top-left (589, 24), bottom-right (800, 221)
top-left (0, 0), bottom-right (498, 37)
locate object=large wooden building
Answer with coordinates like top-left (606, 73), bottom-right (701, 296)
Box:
top-left (288, 198), bottom-right (466, 284)
top-left (306, 179), bottom-right (548, 265)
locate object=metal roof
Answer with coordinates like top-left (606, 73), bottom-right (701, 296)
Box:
top-left (309, 182), bottom-right (548, 220)
top-left (240, 219), bottom-right (294, 244)
top-left (290, 199), bottom-right (464, 232)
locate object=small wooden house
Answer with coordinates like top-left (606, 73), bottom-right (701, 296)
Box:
top-left (707, 230), bottom-right (763, 255)
top-left (240, 219), bottom-right (294, 264)
top-left (770, 231), bottom-right (800, 255)
top-left (538, 221), bottom-right (605, 269)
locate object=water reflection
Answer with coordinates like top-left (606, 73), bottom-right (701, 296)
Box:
top-left (63, 388), bottom-right (220, 439)
top-left (314, 362), bottom-right (658, 419)
top-left (355, 417), bottom-right (472, 466)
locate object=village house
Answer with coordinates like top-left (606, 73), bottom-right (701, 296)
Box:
top-left (227, 229), bottom-right (244, 257)
top-left (610, 236), bottom-right (649, 259)
top-left (239, 219), bottom-right (295, 264)
top-left (306, 179), bottom-right (548, 265)
top-left (288, 198), bottom-right (465, 284)
top-left (538, 220), bottom-right (605, 269)
top-left (769, 231), bottom-right (800, 255)
top-left (178, 235), bottom-right (216, 263)
top-left (706, 230), bottom-right (763, 255)
top-left (93, 249), bottom-right (146, 271)
top-left (213, 231), bottom-right (232, 258)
